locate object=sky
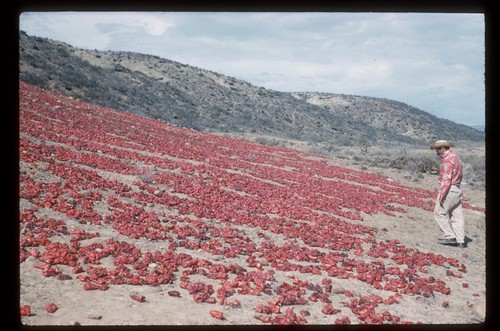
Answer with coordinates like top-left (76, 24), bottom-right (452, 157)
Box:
top-left (19, 11), bottom-right (485, 127)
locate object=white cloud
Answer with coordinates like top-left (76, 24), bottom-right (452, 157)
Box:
top-left (20, 12), bottom-right (174, 49)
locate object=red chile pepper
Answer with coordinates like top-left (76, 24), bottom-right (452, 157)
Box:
top-left (45, 303), bottom-right (58, 313)
top-left (210, 310), bottom-right (224, 320)
top-left (20, 305), bottom-right (31, 316)
top-left (131, 295), bottom-right (146, 302)
top-left (168, 290), bottom-right (181, 297)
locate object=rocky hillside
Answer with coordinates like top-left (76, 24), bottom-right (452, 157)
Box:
top-left (19, 31), bottom-right (483, 149)
top-left (292, 92), bottom-right (480, 145)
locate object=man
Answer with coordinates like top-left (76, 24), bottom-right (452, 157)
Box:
top-left (430, 140), bottom-right (466, 248)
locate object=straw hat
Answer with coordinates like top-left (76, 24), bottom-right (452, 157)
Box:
top-left (430, 140), bottom-right (455, 150)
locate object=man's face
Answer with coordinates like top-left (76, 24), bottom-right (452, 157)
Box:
top-left (436, 147), bottom-right (445, 158)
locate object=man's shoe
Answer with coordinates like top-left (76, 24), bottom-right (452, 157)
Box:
top-left (457, 242), bottom-right (467, 248)
top-left (438, 238), bottom-right (457, 245)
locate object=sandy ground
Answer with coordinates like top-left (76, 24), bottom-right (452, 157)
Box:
top-left (18, 82), bottom-right (487, 327)
top-left (18, 151), bottom-right (486, 327)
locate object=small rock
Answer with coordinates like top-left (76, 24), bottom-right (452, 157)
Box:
top-left (414, 296), bottom-right (433, 306)
top-left (87, 309), bottom-right (102, 320)
top-left (150, 286), bottom-right (163, 293)
top-left (331, 285), bottom-right (345, 295)
top-left (471, 301), bottom-right (486, 322)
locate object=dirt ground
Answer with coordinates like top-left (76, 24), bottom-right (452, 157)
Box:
top-left (18, 148), bottom-right (487, 327)
top-left (18, 81), bottom-right (487, 326)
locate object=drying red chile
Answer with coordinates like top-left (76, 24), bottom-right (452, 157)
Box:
top-left (45, 303), bottom-right (58, 313)
top-left (18, 82), bottom-right (482, 325)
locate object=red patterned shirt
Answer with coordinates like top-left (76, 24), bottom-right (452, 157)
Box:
top-left (439, 149), bottom-right (463, 198)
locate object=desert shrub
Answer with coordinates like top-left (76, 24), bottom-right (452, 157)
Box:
top-left (460, 154), bottom-right (486, 187)
top-left (389, 155), bottom-right (439, 174)
top-left (137, 166), bottom-right (156, 183)
top-left (255, 137), bottom-right (279, 146)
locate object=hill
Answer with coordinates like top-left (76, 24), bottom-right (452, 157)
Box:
top-left (19, 82), bottom-right (486, 325)
top-left (19, 31), bottom-right (484, 150)
top-left (292, 92), bottom-right (481, 144)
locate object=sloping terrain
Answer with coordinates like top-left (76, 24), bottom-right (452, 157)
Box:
top-left (19, 31), bottom-right (484, 149)
top-left (19, 82), bottom-right (486, 325)
top-left (292, 92), bottom-right (481, 144)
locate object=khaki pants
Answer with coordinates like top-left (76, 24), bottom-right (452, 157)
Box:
top-left (434, 185), bottom-right (465, 243)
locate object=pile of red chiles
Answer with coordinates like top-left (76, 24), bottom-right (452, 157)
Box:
top-left (19, 82), bottom-right (481, 324)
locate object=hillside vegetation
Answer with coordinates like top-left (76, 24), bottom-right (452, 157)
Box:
top-left (19, 31), bottom-right (484, 150)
